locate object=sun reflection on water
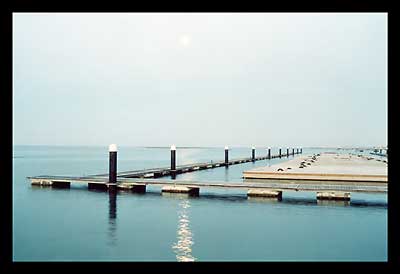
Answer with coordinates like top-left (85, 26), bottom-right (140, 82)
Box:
top-left (172, 199), bottom-right (196, 262)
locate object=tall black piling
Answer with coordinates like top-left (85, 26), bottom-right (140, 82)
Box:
top-left (252, 146), bottom-right (255, 162)
top-left (171, 145), bottom-right (176, 178)
top-left (109, 144), bottom-right (117, 184)
top-left (225, 146), bottom-right (229, 166)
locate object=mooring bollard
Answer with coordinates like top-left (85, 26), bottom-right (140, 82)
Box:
top-left (268, 147), bottom-right (271, 159)
top-left (109, 144), bottom-right (117, 185)
top-left (252, 146), bottom-right (255, 161)
top-left (279, 148), bottom-right (282, 158)
top-left (171, 145), bottom-right (176, 176)
top-left (225, 146), bottom-right (229, 166)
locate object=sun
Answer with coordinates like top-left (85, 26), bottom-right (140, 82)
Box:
top-left (179, 35), bottom-right (191, 47)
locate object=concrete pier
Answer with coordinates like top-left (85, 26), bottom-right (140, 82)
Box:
top-left (243, 153), bottom-right (388, 183)
top-left (27, 148), bottom-right (387, 203)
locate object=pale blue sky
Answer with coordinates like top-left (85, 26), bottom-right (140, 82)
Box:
top-left (13, 13), bottom-right (387, 147)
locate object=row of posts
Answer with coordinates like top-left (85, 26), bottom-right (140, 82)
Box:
top-left (108, 145), bottom-right (303, 184)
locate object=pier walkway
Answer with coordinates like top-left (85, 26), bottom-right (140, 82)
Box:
top-left (27, 176), bottom-right (387, 194)
top-left (89, 154), bottom-right (286, 179)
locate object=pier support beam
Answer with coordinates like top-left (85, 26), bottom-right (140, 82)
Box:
top-left (287, 148), bottom-right (289, 158)
top-left (268, 147), bottom-right (271, 159)
top-left (279, 148), bottom-right (282, 158)
top-left (162, 185), bottom-right (200, 197)
top-left (109, 144), bottom-right (117, 185)
top-left (292, 148), bottom-right (295, 156)
top-left (88, 183), bottom-right (108, 191)
top-left (225, 146), bottom-right (229, 166)
top-left (316, 192), bottom-right (350, 201)
top-left (252, 146), bottom-right (255, 162)
top-left (247, 189), bottom-right (282, 200)
top-left (51, 181), bottom-right (71, 188)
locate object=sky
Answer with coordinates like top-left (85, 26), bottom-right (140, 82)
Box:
top-left (13, 13), bottom-right (387, 148)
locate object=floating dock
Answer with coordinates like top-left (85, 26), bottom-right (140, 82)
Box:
top-left (243, 153), bottom-right (388, 183)
top-left (27, 150), bottom-right (388, 201)
top-left (27, 175), bottom-right (387, 201)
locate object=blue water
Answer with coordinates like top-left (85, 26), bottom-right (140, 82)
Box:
top-left (13, 146), bottom-right (387, 261)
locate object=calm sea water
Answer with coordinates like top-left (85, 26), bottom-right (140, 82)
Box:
top-left (13, 146), bottom-right (387, 261)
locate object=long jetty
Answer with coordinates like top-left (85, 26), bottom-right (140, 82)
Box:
top-left (27, 145), bottom-right (387, 201)
top-left (92, 155), bottom-right (282, 179)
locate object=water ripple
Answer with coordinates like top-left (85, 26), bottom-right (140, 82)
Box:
top-left (172, 199), bottom-right (196, 262)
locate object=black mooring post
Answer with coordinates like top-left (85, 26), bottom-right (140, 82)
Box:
top-left (292, 148), bottom-right (295, 156)
top-left (225, 146), bottom-right (229, 166)
top-left (297, 148), bottom-right (299, 154)
top-left (252, 146), bottom-right (255, 161)
top-left (171, 145), bottom-right (176, 177)
top-left (300, 147), bottom-right (302, 154)
top-left (268, 147), bottom-right (271, 159)
top-left (279, 148), bottom-right (282, 158)
top-left (109, 144), bottom-right (117, 186)
top-left (287, 148), bottom-right (289, 158)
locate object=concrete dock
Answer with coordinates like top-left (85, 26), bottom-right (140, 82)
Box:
top-left (27, 149), bottom-right (388, 202)
top-left (243, 152), bottom-right (388, 183)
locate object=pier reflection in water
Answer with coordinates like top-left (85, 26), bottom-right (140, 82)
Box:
top-left (172, 197), bottom-right (196, 262)
top-left (108, 191), bottom-right (117, 246)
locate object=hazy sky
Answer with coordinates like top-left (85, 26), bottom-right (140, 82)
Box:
top-left (13, 13), bottom-right (387, 147)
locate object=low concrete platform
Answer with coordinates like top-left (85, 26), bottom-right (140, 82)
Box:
top-left (117, 183), bottom-right (146, 193)
top-left (247, 189), bottom-right (282, 199)
top-left (243, 153), bottom-right (387, 183)
top-left (161, 185), bottom-right (200, 196)
top-left (317, 192), bottom-right (351, 201)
